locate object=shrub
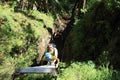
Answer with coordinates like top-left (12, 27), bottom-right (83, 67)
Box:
top-left (0, 4), bottom-right (54, 80)
top-left (58, 61), bottom-right (117, 80)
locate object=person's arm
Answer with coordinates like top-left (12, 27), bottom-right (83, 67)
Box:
top-left (54, 48), bottom-right (58, 58)
top-left (55, 58), bottom-right (60, 68)
top-left (52, 56), bottom-right (60, 68)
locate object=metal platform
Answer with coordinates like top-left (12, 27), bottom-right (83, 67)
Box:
top-left (12, 65), bottom-right (57, 80)
top-left (15, 65), bottom-right (56, 74)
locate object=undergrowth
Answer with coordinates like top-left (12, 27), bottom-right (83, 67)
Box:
top-left (0, 5), bottom-right (54, 80)
top-left (58, 61), bottom-right (120, 80)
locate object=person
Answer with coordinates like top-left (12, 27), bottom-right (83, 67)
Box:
top-left (42, 52), bottom-right (60, 68)
top-left (40, 43), bottom-right (59, 68)
top-left (47, 43), bottom-right (58, 58)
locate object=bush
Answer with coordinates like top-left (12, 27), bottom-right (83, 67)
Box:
top-left (0, 4), bottom-right (54, 80)
top-left (58, 61), bottom-right (119, 80)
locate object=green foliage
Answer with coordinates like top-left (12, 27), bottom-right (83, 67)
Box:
top-left (28, 10), bottom-right (54, 28)
top-left (21, 74), bottom-right (54, 80)
top-left (98, 51), bottom-right (109, 65)
top-left (0, 4), bottom-right (54, 80)
top-left (0, 56), bottom-right (15, 80)
top-left (72, 0), bottom-right (120, 67)
top-left (86, 0), bottom-right (101, 10)
top-left (59, 62), bottom-right (67, 68)
top-left (57, 0), bottom-right (74, 14)
top-left (103, 0), bottom-right (120, 9)
top-left (58, 61), bottom-right (119, 80)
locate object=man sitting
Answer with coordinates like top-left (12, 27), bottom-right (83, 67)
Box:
top-left (40, 43), bottom-right (60, 68)
top-left (43, 52), bottom-right (60, 68)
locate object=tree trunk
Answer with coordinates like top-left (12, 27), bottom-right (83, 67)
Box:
top-left (83, 0), bottom-right (87, 9)
top-left (71, 0), bottom-right (87, 19)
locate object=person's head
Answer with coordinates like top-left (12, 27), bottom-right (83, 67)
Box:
top-left (48, 43), bottom-right (54, 50)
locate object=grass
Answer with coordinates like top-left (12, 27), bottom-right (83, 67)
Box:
top-left (57, 61), bottom-right (120, 80)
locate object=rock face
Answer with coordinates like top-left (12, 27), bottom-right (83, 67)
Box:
top-left (36, 15), bottom-right (73, 64)
top-left (37, 31), bottom-right (51, 64)
top-left (36, 16), bottom-right (67, 64)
